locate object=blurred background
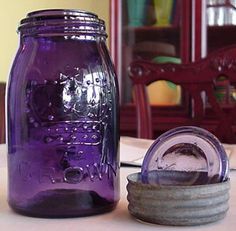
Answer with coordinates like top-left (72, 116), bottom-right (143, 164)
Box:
top-left (1, 0), bottom-right (236, 144)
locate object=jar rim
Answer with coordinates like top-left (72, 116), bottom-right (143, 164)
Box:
top-left (18, 9), bottom-right (107, 38)
top-left (26, 9), bottom-right (98, 18)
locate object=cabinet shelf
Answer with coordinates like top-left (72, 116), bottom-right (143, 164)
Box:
top-left (123, 26), bottom-right (180, 46)
top-left (124, 25), bottom-right (236, 48)
top-left (208, 25), bottom-right (236, 52)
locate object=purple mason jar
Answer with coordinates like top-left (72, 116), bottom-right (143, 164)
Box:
top-left (7, 9), bottom-right (119, 217)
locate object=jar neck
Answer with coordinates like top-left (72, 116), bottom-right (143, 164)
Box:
top-left (18, 9), bottom-right (107, 41)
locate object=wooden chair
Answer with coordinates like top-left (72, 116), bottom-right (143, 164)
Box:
top-left (0, 82), bottom-right (6, 143)
top-left (129, 45), bottom-right (236, 144)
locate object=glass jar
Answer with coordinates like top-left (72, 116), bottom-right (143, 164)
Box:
top-left (7, 9), bottom-right (119, 218)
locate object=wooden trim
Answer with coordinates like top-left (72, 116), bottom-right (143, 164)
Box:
top-left (181, 0), bottom-right (192, 63)
top-left (110, 0), bottom-right (123, 103)
top-left (192, 0), bottom-right (207, 61)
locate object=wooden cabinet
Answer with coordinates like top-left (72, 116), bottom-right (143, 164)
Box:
top-left (110, 0), bottom-right (236, 138)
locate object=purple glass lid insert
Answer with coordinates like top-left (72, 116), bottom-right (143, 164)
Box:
top-left (141, 126), bottom-right (229, 185)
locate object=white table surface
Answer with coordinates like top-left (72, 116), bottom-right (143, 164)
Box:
top-left (1, 139), bottom-right (236, 231)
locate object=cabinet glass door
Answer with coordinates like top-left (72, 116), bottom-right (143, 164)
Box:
top-left (112, 0), bottom-right (188, 105)
top-left (207, 0), bottom-right (236, 52)
top-left (206, 0), bottom-right (236, 105)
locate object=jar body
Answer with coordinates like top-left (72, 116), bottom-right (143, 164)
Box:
top-left (7, 11), bottom-right (119, 217)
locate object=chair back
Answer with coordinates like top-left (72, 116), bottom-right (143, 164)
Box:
top-left (129, 45), bottom-right (236, 143)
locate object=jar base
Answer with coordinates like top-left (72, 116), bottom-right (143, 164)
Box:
top-left (9, 189), bottom-right (118, 218)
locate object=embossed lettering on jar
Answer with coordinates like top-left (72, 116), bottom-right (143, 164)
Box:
top-left (7, 9), bottom-right (119, 218)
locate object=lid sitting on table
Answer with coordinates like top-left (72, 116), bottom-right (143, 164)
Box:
top-left (127, 126), bottom-right (230, 226)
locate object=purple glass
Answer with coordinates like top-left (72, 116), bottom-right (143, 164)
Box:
top-left (7, 9), bottom-right (119, 217)
top-left (141, 126), bottom-right (229, 185)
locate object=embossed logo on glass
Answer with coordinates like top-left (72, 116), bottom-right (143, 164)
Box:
top-left (25, 66), bottom-right (115, 183)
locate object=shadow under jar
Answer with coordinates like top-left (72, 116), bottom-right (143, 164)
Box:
top-left (7, 9), bottom-right (119, 218)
